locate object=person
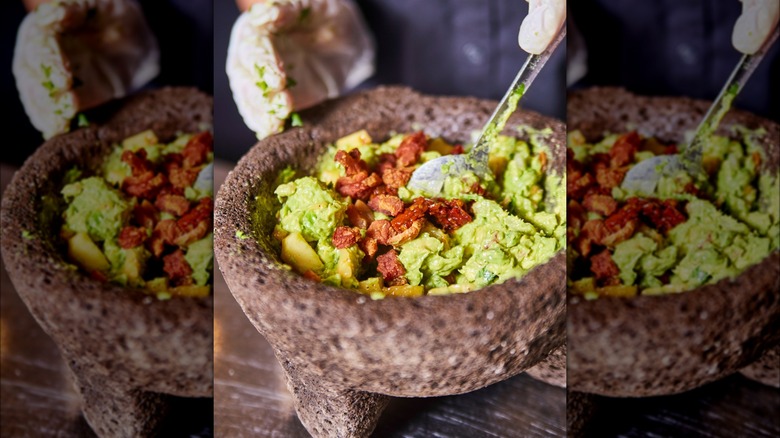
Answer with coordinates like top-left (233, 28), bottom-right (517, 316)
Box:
top-left (217, 0), bottom-right (568, 161)
top-left (2, 0), bottom-right (212, 166)
top-left (569, 0), bottom-right (779, 121)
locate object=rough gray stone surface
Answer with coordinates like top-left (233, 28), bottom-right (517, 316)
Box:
top-left (215, 86), bottom-right (567, 437)
top-left (567, 87), bottom-right (780, 397)
top-left (0, 87), bottom-right (214, 437)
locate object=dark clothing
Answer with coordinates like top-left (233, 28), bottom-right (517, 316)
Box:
top-left (571, 0), bottom-right (779, 122)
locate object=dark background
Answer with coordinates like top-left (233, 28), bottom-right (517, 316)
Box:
top-left (570, 0), bottom-right (780, 121)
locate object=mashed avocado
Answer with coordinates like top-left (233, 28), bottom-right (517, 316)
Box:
top-left (62, 177), bottom-right (132, 242)
top-left (568, 129), bottom-right (779, 297)
top-left (60, 130), bottom-right (214, 297)
top-left (186, 233), bottom-right (214, 286)
top-left (275, 177), bottom-right (349, 242)
top-left (269, 129), bottom-right (564, 297)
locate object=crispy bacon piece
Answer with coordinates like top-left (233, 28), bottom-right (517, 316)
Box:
top-left (121, 149), bottom-right (153, 176)
top-left (595, 163), bottom-right (627, 189)
top-left (336, 172), bottom-right (382, 201)
top-left (174, 197), bottom-right (212, 246)
top-left (182, 132), bottom-right (213, 168)
top-left (623, 197), bottom-right (687, 234)
top-left (154, 219), bottom-right (179, 245)
top-left (567, 170), bottom-right (595, 199)
top-left (583, 192), bottom-right (618, 217)
top-left (163, 152), bottom-right (201, 190)
top-left (376, 153), bottom-right (397, 176)
top-left (133, 200), bottom-right (159, 230)
top-left (602, 206), bottom-right (638, 247)
top-left (163, 249), bottom-right (193, 281)
top-left (118, 226), bottom-right (147, 249)
top-left (575, 219), bottom-right (607, 257)
top-left (590, 249), bottom-right (620, 281)
top-left (155, 194), bottom-right (191, 217)
top-left (376, 250), bottom-right (407, 286)
top-left (395, 132), bottom-right (427, 167)
top-left (332, 226), bottom-right (361, 249)
top-left (610, 131), bottom-right (640, 167)
top-left (122, 172), bottom-right (167, 200)
top-left (391, 198), bottom-right (430, 229)
top-left (567, 200), bottom-right (585, 244)
top-left (427, 199), bottom-right (472, 232)
top-left (371, 184), bottom-right (399, 198)
top-left (387, 218), bottom-right (424, 246)
top-left (335, 149), bottom-right (369, 177)
top-left (368, 194), bottom-right (404, 216)
top-left (359, 237), bottom-right (379, 259)
top-left (346, 200), bottom-right (374, 229)
top-left (169, 166), bottom-right (200, 189)
top-left (147, 229), bottom-right (166, 258)
top-left (381, 167), bottom-right (413, 188)
top-left (366, 220), bottom-right (393, 246)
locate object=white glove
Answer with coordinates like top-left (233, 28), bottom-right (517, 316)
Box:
top-left (226, 0), bottom-right (375, 140)
top-left (732, 0), bottom-right (779, 54)
top-left (518, 0), bottom-right (566, 54)
top-left (13, 0), bottom-right (159, 139)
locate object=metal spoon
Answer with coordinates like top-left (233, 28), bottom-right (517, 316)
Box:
top-left (406, 27), bottom-right (566, 197)
top-left (621, 26), bottom-right (779, 196)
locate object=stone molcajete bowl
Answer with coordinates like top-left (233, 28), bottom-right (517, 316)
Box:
top-left (567, 87), bottom-right (780, 397)
top-left (215, 86), bottom-right (567, 437)
top-left (0, 88), bottom-right (213, 436)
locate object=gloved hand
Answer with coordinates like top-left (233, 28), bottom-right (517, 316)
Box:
top-left (732, 0), bottom-right (779, 54)
top-left (227, 0), bottom-right (375, 140)
top-left (518, 0), bottom-right (566, 54)
top-left (12, 0), bottom-right (159, 139)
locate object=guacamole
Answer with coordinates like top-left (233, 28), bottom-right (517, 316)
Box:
top-left (60, 129), bottom-right (214, 298)
top-left (269, 129), bottom-right (564, 298)
top-left (567, 129), bottom-right (779, 298)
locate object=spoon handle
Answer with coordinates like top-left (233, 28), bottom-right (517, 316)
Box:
top-left (684, 25), bottom-right (779, 166)
top-left (469, 26), bottom-right (567, 166)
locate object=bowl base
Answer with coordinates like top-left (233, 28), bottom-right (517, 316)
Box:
top-left (68, 359), bottom-right (170, 437)
top-left (278, 353), bottom-right (390, 438)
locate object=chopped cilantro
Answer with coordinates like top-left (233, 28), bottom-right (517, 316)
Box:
top-left (236, 230), bottom-right (250, 240)
top-left (254, 64), bottom-right (269, 95)
top-left (290, 112), bottom-right (303, 127)
top-left (42, 80), bottom-right (55, 93)
top-left (299, 7), bottom-right (311, 23)
top-left (41, 64), bottom-right (52, 78)
top-left (77, 113), bottom-right (89, 127)
top-left (286, 76), bottom-right (297, 89)
top-left (21, 230), bottom-right (34, 240)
